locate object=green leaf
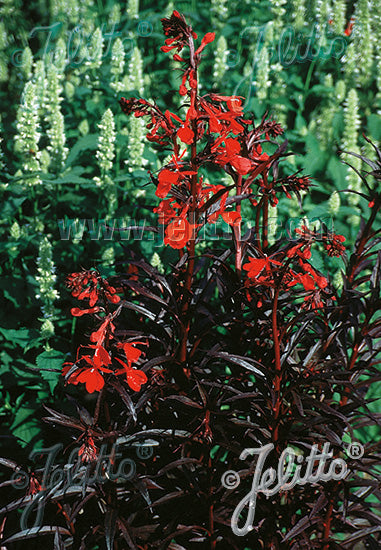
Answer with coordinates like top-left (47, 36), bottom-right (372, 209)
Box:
top-left (64, 134), bottom-right (99, 168)
top-left (0, 328), bottom-right (41, 350)
top-left (36, 350), bottom-right (65, 394)
top-left (10, 402), bottom-right (40, 447)
top-left (42, 172), bottom-right (90, 185)
top-left (367, 114), bottom-right (381, 141)
top-left (327, 156), bottom-right (348, 191)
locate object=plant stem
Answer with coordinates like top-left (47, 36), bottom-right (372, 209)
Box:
top-left (179, 36), bottom-right (198, 373)
top-left (272, 284), bottom-right (282, 443)
top-left (255, 197), bottom-right (263, 250)
top-left (262, 172), bottom-right (269, 249)
top-left (322, 498), bottom-right (334, 550)
top-left (234, 174), bottom-right (243, 277)
top-left (262, 195), bottom-right (269, 249)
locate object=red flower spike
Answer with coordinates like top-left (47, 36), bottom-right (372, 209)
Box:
top-left (78, 435), bottom-right (97, 463)
top-left (323, 233), bottom-right (346, 257)
top-left (161, 11), bottom-right (192, 53)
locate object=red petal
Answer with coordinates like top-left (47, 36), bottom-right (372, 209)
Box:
top-left (126, 368), bottom-right (148, 391)
top-left (242, 258), bottom-right (267, 278)
top-left (71, 307), bottom-right (100, 317)
top-left (77, 369), bottom-right (104, 393)
top-left (221, 211), bottom-right (242, 226)
top-left (161, 45), bottom-right (175, 52)
top-left (159, 169), bottom-right (179, 184)
top-left (177, 125), bottom-right (194, 144)
top-left (230, 155), bottom-right (252, 175)
top-left (195, 32), bottom-right (215, 55)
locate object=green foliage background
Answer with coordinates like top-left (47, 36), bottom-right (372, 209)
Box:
top-left (0, 0), bottom-right (380, 453)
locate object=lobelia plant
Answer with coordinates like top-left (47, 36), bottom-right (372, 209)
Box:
top-left (1, 11), bottom-right (380, 550)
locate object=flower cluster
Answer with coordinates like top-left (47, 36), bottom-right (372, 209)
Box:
top-left (63, 269), bottom-right (148, 394)
top-left (243, 224), bottom-right (345, 310)
top-left (119, 12), bottom-right (298, 253)
top-left (35, 237), bottom-right (59, 335)
top-left (78, 433), bottom-right (97, 463)
top-left (14, 81), bottom-right (42, 185)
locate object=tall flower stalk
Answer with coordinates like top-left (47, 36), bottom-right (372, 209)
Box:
top-left (119, 12), bottom-right (319, 379)
top-left (14, 81), bottom-right (41, 185)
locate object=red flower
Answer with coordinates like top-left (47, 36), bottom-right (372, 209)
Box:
top-left (243, 256), bottom-right (282, 279)
top-left (286, 244), bottom-right (312, 260)
top-left (344, 18), bottom-right (355, 36)
top-left (115, 357), bottom-right (148, 391)
top-left (84, 345), bottom-right (112, 369)
top-left (27, 474), bottom-right (42, 496)
top-left (177, 124), bottom-right (194, 144)
top-left (160, 11), bottom-right (194, 53)
top-left (78, 435), bottom-right (97, 463)
top-left (66, 270), bottom-right (120, 307)
top-left (127, 264), bottom-right (139, 281)
top-left (116, 341), bottom-right (144, 367)
top-left (77, 368), bottom-right (105, 393)
top-left (126, 368), bottom-right (148, 392)
top-left (90, 317), bottom-right (115, 347)
top-left (323, 233), bottom-right (346, 257)
top-left (154, 199), bottom-right (179, 224)
top-left (66, 270), bottom-right (99, 306)
top-left (156, 169), bottom-right (180, 198)
top-left (297, 273), bottom-right (316, 292)
top-left (71, 306), bottom-right (100, 317)
top-left (213, 137), bottom-right (253, 175)
top-left (221, 211), bottom-right (242, 226)
top-left (195, 32), bottom-right (215, 55)
top-left (164, 218), bottom-right (197, 249)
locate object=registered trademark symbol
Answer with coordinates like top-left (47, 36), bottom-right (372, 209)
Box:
top-left (346, 441), bottom-right (364, 459)
top-left (137, 20), bottom-right (153, 37)
top-left (136, 444), bottom-right (153, 460)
